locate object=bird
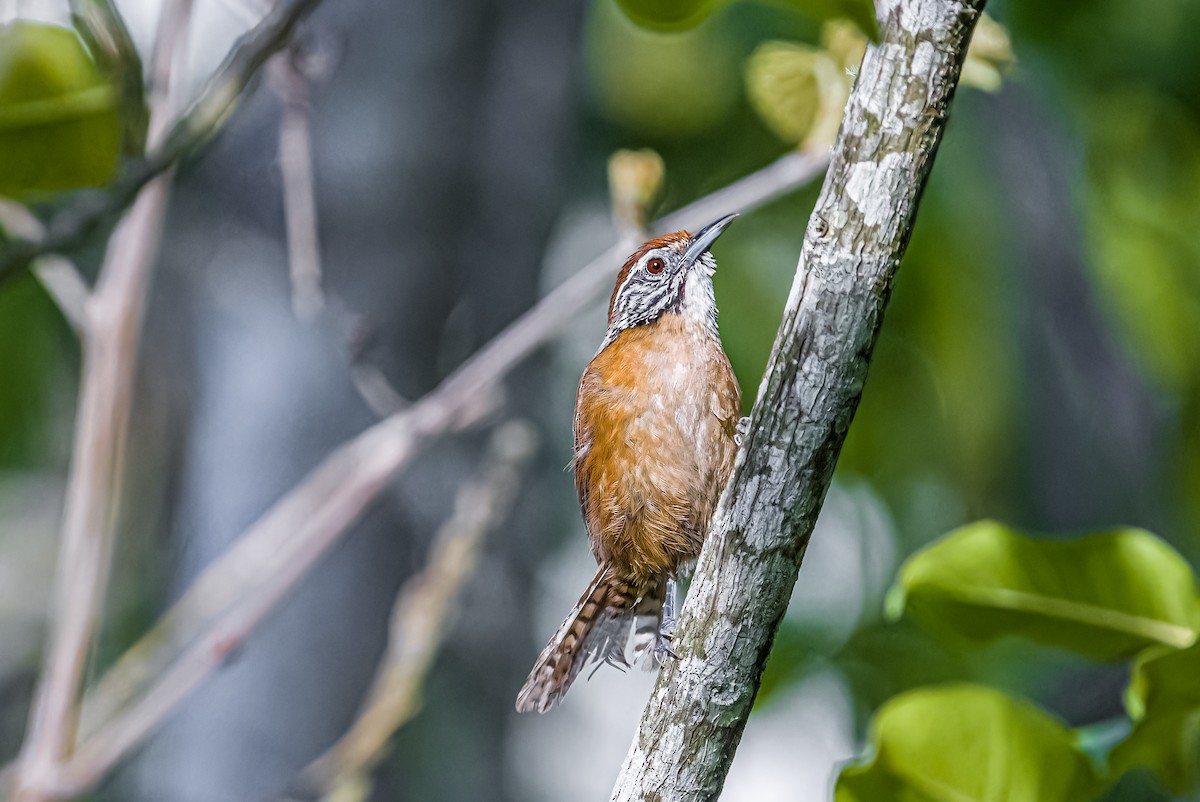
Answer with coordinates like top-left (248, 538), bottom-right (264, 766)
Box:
top-left (516, 213), bottom-right (742, 714)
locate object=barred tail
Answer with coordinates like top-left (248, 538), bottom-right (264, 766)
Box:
top-left (516, 566), bottom-right (641, 713)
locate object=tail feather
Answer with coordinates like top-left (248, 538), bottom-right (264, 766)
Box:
top-left (516, 566), bottom-right (640, 713)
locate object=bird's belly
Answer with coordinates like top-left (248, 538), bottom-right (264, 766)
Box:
top-left (586, 354), bottom-right (736, 581)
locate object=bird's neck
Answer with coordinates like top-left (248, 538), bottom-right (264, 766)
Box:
top-left (599, 268), bottom-right (720, 353)
top-left (677, 268), bottom-right (719, 341)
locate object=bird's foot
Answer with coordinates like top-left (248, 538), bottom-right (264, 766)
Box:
top-left (655, 575), bottom-right (679, 664)
top-left (735, 415), bottom-right (751, 446)
top-left (654, 631), bottom-right (678, 663)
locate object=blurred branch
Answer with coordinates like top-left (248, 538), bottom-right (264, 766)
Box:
top-left (0, 200), bottom-right (89, 330)
top-left (268, 44), bottom-right (409, 417)
top-left (348, 362), bottom-right (410, 417)
top-left (270, 44), bottom-right (326, 321)
top-left (331, 300), bottom-right (413, 417)
top-left (610, 1), bottom-right (986, 798)
top-left (0, 0), bottom-right (328, 287)
top-left (297, 421), bottom-right (537, 801)
top-left (0, 198), bottom-right (45, 241)
top-left (52, 148), bottom-right (827, 787)
top-left (32, 258), bottom-right (90, 334)
top-left (9, 0), bottom-right (195, 796)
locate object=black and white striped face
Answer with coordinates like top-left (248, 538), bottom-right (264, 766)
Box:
top-left (606, 241), bottom-right (693, 339)
top-left (601, 214), bottom-right (737, 349)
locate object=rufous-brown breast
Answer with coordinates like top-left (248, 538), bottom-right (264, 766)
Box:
top-left (573, 314), bottom-right (741, 585)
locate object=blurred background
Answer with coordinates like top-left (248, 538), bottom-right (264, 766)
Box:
top-left (0, 0), bottom-right (1198, 799)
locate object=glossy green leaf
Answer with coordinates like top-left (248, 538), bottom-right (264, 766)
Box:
top-left (1110, 642), bottom-right (1200, 793)
top-left (835, 684), bottom-right (1103, 802)
top-left (886, 521), bottom-right (1200, 659)
top-left (0, 21), bottom-right (121, 199)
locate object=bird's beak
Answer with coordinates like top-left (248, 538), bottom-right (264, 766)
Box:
top-left (682, 212), bottom-right (738, 269)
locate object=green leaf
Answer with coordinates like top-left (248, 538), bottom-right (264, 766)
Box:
top-left (1110, 642), bottom-right (1200, 793)
top-left (744, 40), bottom-right (849, 149)
top-left (0, 274), bottom-right (72, 467)
top-left (0, 21), bottom-right (121, 199)
top-left (611, 0), bottom-right (722, 31)
top-left (71, 0), bottom-right (148, 154)
top-left (959, 14), bottom-right (1015, 92)
top-left (835, 684), bottom-right (1103, 802)
top-left (832, 619), bottom-right (974, 721)
top-left (587, 0), bottom-right (741, 139)
top-left (772, 0), bottom-right (879, 42)
top-left (886, 521), bottom-right (1200, 660)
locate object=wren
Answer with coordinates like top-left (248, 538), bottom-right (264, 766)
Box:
top-left (516, 214), bottom-right (742, 713)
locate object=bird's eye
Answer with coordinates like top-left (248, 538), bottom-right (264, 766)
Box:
top-left (646, 257), bottom-right (666, 275)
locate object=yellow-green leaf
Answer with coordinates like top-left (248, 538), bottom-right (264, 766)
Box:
top-left (886, 521), bottom-right (1200, 659)
top-left (0, 21), bottom-right (121, 199)
top-left (612, 0), bottom-right (722, 31)
top-left (960, 14), bottom-right (1015, 92)
top-left (1111, 642), bottom-right (1200, 793)
top-left (836, 684), bottom-right (1103, 802)
top-left (745, 40), bottom-right (849, 149)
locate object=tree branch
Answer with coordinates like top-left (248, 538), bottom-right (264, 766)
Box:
top-left (268, 44), bottom-right (415, 418)
top-left (270, 44), bottom-right (326, 321)
top-left (297, 422), bottom-right (537, 801)
top-left (10, 0), bottom-right (194, 796)
top-left (0, 200), bottom-right (89, 330)
top-left (609, 1), bottom-right (986, 799)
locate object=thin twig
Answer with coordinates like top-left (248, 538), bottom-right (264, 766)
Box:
top-left (297, 421), bottom-right (537, 801)
top-left (9, 0), bottom-right (194, 798)
top-left (0, 200), bottom-right (90, 329)
top-left (0, 198), bottom-right (44, 241)
top-left (0, 0), bottom-right (329, 286)
top-left (348, 363), bottom-right (409, 417)
top-left (54, 149), bottom-right (827, 789)
top-left (270, 46), bottom-right (325, 320)
top-left (267, 46), bottom-right (410, 416)
top-left (329, 302), bottom-right (412, 418)
top-left (32, 258), bottom-right (90, 333)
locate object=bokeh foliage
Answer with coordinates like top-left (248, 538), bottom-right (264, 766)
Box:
top-left (0, 273), bottom-right (72, 469)
top-left (0, 21), bottom-right (121, 199)
top-left (0, 0), bottom-right (1197, 798)
top-left (841, 521), bottom-right (1200, 800)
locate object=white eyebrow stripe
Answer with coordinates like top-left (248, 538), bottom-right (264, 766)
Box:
top-left (612, 250), bottom-right (657, 313)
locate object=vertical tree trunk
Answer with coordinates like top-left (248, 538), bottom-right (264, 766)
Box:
top-left (610, 1), bottom-right (987, 799)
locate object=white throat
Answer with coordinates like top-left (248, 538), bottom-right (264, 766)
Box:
top-left (680, 258), bottom-right (719, 340)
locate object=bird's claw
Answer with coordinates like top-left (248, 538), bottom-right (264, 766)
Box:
top-left (735, 415), bottom-right (751, 446)
top-left (656, 575), bottom-right (679, 664)
top-left (654, 631), bottom-right (678, 663)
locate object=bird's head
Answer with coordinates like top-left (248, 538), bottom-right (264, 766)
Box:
top-left (603, 213), bottom-right (737, 346)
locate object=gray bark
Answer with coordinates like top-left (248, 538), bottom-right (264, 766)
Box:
top-left (610, 1), bottom-right (987, 799)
